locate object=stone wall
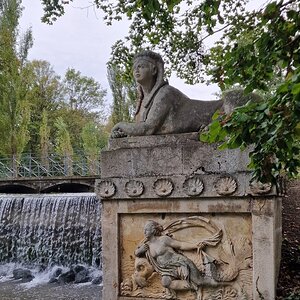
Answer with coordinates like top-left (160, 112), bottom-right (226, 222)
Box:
top-left (97, 133), bottom-right (282, 300)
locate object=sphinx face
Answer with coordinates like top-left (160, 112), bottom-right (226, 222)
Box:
top-left (133, 59), bottom-right (157, 85)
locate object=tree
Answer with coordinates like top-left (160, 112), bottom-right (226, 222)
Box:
top-left (62, 68), bottom-right (106, 113)
top-left (0, 0), bottom-right (33, 166)
top-left (51, 68), bottom-right (108, 153)
top-left (41, 0), bottom-right (300, 183)
top-left (25, 59), bottom-right (63, 153)
top-left (81, 122), bottom-right (106, 174)
top-left (54, 117), bottom-right (73, 175)
top-left (24, 62), bottom-right (107, 156)
top-left (107, 65), bottom-right (136, 125)
top-left (53, 105), bottom-right (104, 153)
top-left (39, 109), bottom-right (51, 169)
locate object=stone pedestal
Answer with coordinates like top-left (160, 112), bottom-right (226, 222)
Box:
top-left (96, 133), bottom-right (282, 300)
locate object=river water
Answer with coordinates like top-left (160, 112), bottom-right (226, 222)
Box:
top-left (0, 193), bottom-right (102, 300)
top-left (0, 281), bottom-right (102, 300)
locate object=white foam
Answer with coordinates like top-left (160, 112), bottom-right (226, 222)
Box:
top-left (21, 265), bottom-right (70, 289)
top-left (0, 263), bottom-right (22, 282)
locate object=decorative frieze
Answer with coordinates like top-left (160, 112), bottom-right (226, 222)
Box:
top-left (125, 180), bottom-right (144, 197)
top-left (249, 181), bottom-right (272, 195)
top-left (183, 176), bottom-right (204, 196)
top-left (215, 176), bottom-right (237, 196)
top-left (95, 175), bottom-right (275, 200)
top-left (153, 178), bottom-right (174, 197)
top-left (96, 180), bottom-right (116, 198)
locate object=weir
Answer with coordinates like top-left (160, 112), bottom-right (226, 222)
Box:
top-left (0, 193), bottom-right (101, 268)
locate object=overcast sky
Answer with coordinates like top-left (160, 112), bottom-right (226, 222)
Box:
top-left (19, 1), bottom-right (222, 103)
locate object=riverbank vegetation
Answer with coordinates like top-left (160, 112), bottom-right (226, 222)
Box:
top-left (0, 0), bottom-right (135, 164)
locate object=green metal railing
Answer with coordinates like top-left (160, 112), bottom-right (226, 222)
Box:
top-left (0, 153), bottom-right (101, 179)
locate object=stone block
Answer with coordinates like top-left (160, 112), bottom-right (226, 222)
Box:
top-left (97, 134), bottom-right (282, 300)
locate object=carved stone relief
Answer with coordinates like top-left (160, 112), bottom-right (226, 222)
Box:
top-left (183, 176), bottom-right (204, 196)
top-left (215, 177), bottom-right (237, 196)
top-left (249, 181), bottom-right (272, 195)
top-left (120, 215), bottom-right (253, 300)
top-left (125, 180), bottom-right (144, 197)
top-left (97, 175), bottom-right (277, 199)
top-left (96, 180), bottom-right (116, 198)
top-left (153, 178), bottom-right (174, 197)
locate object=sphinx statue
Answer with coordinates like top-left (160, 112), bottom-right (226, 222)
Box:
top-left (111, 50), bottom-right (260, 138)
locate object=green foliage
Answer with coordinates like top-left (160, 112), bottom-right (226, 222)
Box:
top-left (39, 0), bottom-right (300, 181)
top-left (0, 0), bottom-right (33, 158)
top-left (81, 122), bottom-right (108, 173)
top-left (39, 109), bottom-right (51, 157)
top-left (40, 0), bottom-right (66, 24)
top-left (23, 62), bottom-right (108, 155)
top-left (62, 68), bottom-right (106, 113)
top-left (107, 65), bottom-right (136, 125)
top-left (81, 122), bottom-right (100, 157)
top-left (0, 2), bottom-right (110, 161)
top-left (54, 116), bottom-right (73, 157)
top-left (25, 59), bottom-right (63, 153)
top-left (201, 69), bottom-right (300, 182)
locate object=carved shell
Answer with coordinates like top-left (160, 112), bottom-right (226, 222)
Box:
top-left (250, 181), bottom-right (272, 195)
top-left (215, 177), bottom-right (237, 195)
top-left (183, 177), bottom-right (204, 196)
top-left (97, 180), bottom-right (116, 198)
top-left (125, 180), bottom-right (144, 197)
top-left (153, 179), bottom-right (174, 197)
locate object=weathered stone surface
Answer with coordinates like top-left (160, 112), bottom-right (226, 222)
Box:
top-left (72, 265), bottom-right (91, 283)
top-left (99, 134), bottom-right (279, 199)
top-left (13, 268), bottom-right (34, 282)
top-left (110, 51), bottom-right (259, 139)
top-left (57, 270), bottom-right (75, 284)
top-left (97, 135), bottom-right (282, 300)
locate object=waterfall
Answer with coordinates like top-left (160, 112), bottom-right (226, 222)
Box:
top-left (0, 193), bottom-right (101, 269)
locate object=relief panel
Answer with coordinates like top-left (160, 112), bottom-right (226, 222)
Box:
top-left (119, 213), bottom-right (252, 300)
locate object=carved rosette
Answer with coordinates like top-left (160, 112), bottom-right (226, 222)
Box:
top-left (249, 181), bottom-right (272, 195)
top-left (215, 176), bottom-right (237, 195)
top-left (183, 176), bottom-right (204, 196)
top-left (153, 178), bottom-right (174, 197)
top-left (97, 180), bottom-right (116, 198)
top-left (125, 180), bottom-right (144, 197)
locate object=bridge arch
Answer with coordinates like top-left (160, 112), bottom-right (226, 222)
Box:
top-left (0, 177), bottom-right (96, 194)
top-left (41, 182), bottom-right (93, 193)
top-left (0, 183), bottom-right (36, 194)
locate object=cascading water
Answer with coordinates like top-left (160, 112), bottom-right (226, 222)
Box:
top-left (0, 193), bottom-right (101, 268)
top-left (0, 193), bottom-right (102, 299)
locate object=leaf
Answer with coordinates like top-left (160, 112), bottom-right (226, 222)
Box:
top-left (291, 83), bottom-right (300, 95)
top-left (256, 102), bottom-right (268, 111)
top-left (212, 109), bottom-right (220, 121)
top-left (263, 2), bottom-right (278, 18)
top-left (295, 123), bottom-right (300, 137)
top-left (277, 82), bottom-right (289, 94)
